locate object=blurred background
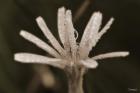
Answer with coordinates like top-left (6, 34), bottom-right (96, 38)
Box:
top-left (0, 0), bottom-right (140, 93)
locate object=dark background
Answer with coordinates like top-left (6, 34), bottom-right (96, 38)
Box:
top-left (0, 0), bottom-right (140, 93)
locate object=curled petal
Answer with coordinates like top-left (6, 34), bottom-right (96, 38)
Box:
top-left (20, 30), bottom-right (61, 58)
top-left (92, 51), bottom-right (129, 60)
top-left (80, 59), bottom-right (98, 69)
top-left (36, 17), bottom-right (66, 56)
top-left (14, 53), bottom-right (66, 69)
top-left (79, 12), bottom-right (102, 58)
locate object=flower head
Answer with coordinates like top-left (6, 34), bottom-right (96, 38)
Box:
top-left (14, 7), bottom-right (129, 69)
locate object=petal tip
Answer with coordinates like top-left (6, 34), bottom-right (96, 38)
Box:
top-left (80, 59), bottom-right (98, 69)
top-left (109, 17), bottom-right (115, 24)
top-left (123, 52), bottom-right (130, 57)
top-left (36, 16), bottom-right (43, 23)
top-left (14, 53), bottom-right (21, 62)
top-left (20, 30), bottom-right (26, 36)
top-left (93, 11), bottom-right (102, 17)
top-left (110, 17), bottom-right (115, 21)
top-left (58, 6), bottom-right (65, 11)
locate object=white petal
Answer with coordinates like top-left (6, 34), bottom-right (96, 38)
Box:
top-left (36, 17), bottom-right (66, 56)
top-left (79, 12), bottom-right (102, 47)
top-left (92, 51), bottom-right (129, 60)
top-left (20, 30), bottom-right (61, 58)
top-left (98, 18), bottom-right (114, 39)
top-left (80, 59), bottom-right (98, 69)
top-left (93, 18), bottom-right (114, 45)
top-left (57, 7), bottom-right (70, 56)
top-left (14, 53), bottom-right (66, 69)
top-left (58, 7), bottom-right (66, 45)
top-left (79, 12), bottom-right (102, 58)
top-left (88, 18), bottom-right (114, 51)
top-left (66, 10), bottom-right (77, 58)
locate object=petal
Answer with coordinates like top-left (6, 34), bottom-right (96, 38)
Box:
top-left (98, 18), bottom-right (114, 39)
top-left (79, 12), bottom-right (102, 58)
top-left (66, 10), bottom-right (77, 58)
top-left (57, 7), bottom-right (66, 45)
top-left (36, 17), bottom-right (66, 56)
top-left (14, 53), bottom-right (66, 69)
top-left (57, 7), bottom-right (70, 55)
top-left (80, 59), bottom-right (98, 69)
top-left (92, 51), bottom-right (129, 60)
top-left (20, 30), bottom-right (61, 58)
top-left (93, 18), bottom-right (114, 45)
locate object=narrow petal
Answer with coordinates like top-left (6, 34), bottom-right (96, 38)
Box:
top-left (36, 17), bottom-right (66, 56)
top-left (80, 59), bottom-right (98, 69)
top-left (14, 53), bottom-right (66, 69)
top-left (57, 7), bottom-right (70, 56)
top-left (66, 10), bottom-right (77, 58)
top-left (20, 30), bottom-right (61, 58)
top-left (57, 7), bottom-right (66, 45)
top-left (98, 18), bottom-right (114, 39)
top-left (92, 51), bottom-right (129, 60)
top-left (79, 12), bottom-right (102, 47)
top-left (79, 12), bottom-right (102, 58)
top-left (88, 18), bottom-right (114, 51)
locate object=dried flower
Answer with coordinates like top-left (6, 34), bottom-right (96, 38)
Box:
top-left (14, 7), bottom-right (129, 70)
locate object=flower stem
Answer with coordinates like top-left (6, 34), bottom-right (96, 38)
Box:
top-left (65, 66), bottom-right (85, 93)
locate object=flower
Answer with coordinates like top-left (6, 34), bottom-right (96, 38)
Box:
top-left (14, 7), bottom-right (129, 69)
